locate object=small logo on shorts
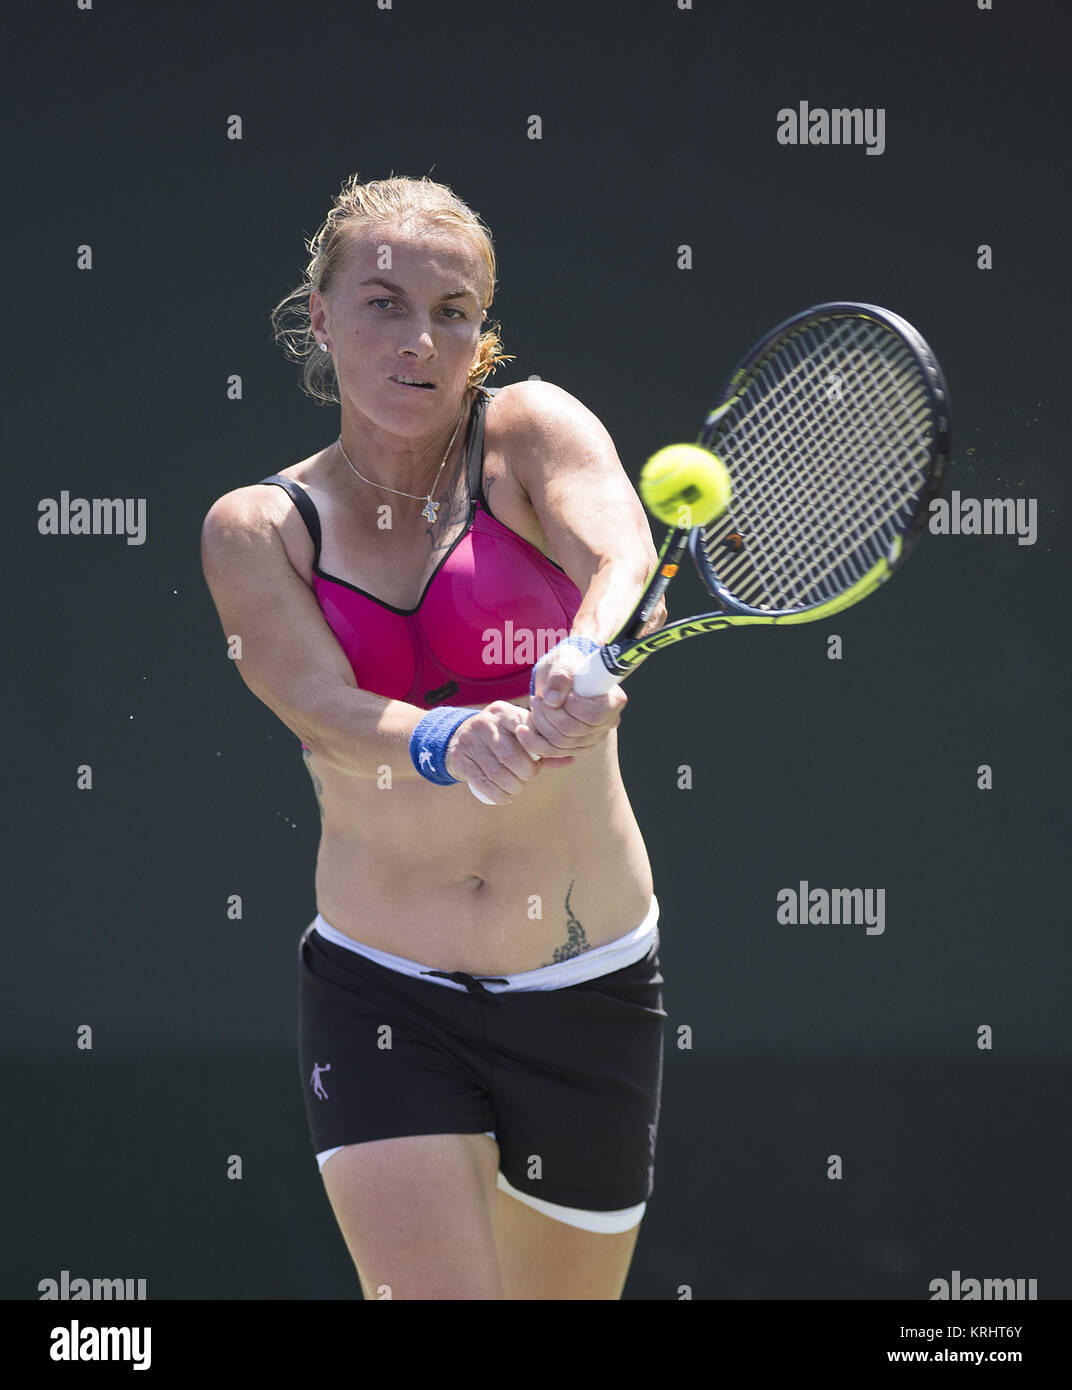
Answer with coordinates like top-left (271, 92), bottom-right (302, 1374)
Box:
top-left (310, 1062), bottom-right (332, 1099)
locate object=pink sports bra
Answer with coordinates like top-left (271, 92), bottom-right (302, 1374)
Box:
top-left (258, 387), bottom-right (583, 730)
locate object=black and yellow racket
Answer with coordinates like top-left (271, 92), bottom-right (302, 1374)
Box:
top-left (467, 301), bottom-right (949, 800)
top-left (571, 300), bottom-right (950, 696)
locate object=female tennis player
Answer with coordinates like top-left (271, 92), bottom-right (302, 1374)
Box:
top-left (200, 173), bottom-right (668, 1300)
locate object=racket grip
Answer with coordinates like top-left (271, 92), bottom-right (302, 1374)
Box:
top-left (571, 644), bottom-right (623, 696)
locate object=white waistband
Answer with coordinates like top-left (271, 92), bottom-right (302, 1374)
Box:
top-left (309, 894), bottom-right (658, 993)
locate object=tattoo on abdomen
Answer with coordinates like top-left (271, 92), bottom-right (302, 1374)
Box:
top-left (550, 880), bottom-right (590, 963)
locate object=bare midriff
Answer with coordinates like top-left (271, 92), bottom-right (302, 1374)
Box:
top-left (304, 719), bottom-right (653, 975)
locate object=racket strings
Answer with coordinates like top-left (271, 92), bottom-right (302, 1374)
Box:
top-left (730, 328), bottom-right (926, 604)
top-left (751, 346), bottom-right (922, 598)
top-left (747, 323), bottom-right (929, 599)
top-left (701, 316), bottom-right (936, 611)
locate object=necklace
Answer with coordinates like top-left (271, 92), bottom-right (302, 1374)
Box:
top-left (336, 395), bottom-right (468, 524)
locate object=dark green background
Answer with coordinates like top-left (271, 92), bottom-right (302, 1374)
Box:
top-left (5, 0), bottom-right (1068, 1300)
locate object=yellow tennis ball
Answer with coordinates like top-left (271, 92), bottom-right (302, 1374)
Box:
top-left (639, 444), bottom-right (732, 528)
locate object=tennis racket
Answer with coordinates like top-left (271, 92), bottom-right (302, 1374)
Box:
top-left (469, 300), bottom-right (950, 802)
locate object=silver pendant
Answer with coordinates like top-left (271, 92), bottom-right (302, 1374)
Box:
top-left (421, 498), bottom-right (440, 523)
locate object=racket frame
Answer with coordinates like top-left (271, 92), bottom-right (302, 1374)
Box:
top-left (581, 301), bottom-right (951, 690)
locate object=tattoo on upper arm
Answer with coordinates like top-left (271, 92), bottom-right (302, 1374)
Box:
top-left (303, 746), bottom-right (325, 819)
top-left (546, 880), bottom-right (590, 964)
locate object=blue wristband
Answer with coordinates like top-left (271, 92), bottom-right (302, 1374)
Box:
top-left (410, 706), bottom-right (481, 786)
top-left (530, 634), bottom-right (601, 695)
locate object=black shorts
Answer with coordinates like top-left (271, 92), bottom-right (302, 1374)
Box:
top-left (297, 915), bottom-right (666, 1232)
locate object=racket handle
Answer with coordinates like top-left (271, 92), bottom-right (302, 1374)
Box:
top-left (571, 644), bottom-right (623, 696)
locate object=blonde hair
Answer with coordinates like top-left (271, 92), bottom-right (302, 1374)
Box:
top-left (270, 172), bottom-right (514, 406)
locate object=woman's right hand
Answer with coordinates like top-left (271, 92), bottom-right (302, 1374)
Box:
top-left (444, 701), bottom-right (575, 805)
